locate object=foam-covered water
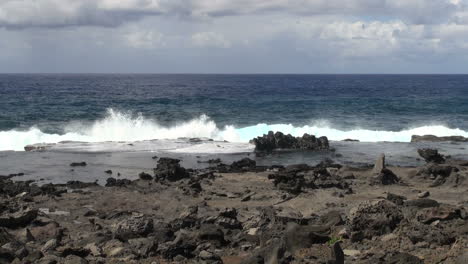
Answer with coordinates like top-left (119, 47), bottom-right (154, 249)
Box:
top-left (1, 108), bottom-right (468, 152)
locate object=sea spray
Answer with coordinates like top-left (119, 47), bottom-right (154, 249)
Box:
top-left (1, 109), bottom-right (468, 151)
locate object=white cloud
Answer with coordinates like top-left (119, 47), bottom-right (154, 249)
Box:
top-left (192, 32), bottom-right (231, 48)
top-left (125, 30), bottom-right (165, 49)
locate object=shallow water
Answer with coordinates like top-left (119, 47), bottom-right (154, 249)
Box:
top-left (2, 140), bottom-right (467, 185)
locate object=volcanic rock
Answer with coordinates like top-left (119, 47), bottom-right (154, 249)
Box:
top-left (105, 178), bottom-right (132, 187)
top-left (349, 200), bottom-right (403, 241)
top-left (411, 135), bottom-right (468, 142)
top-left (251, 131), bottom-right (329, 152)
top-left (154, 158), bottom-right (189, 182)
top-left (0, 208), bottom-right (38, 229)
top-left (70, 162), bottom-right (87, 167)
top-left (112, 215), bottom-right (154, 241)
top-left (370, 154), bottom-right (399, 185)
top-left (417, 148), bottom-right (445, 164)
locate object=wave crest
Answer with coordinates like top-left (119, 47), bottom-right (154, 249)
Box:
top-left (1, 108), bottom-right (468, 151)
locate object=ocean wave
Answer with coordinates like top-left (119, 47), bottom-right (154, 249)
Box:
top-left (1, 108), bottom-right (468, 151)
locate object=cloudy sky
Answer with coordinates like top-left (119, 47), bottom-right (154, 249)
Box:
top-left (0, 0), bottom-right (467, 73)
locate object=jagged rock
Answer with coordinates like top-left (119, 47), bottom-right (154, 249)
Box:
top-left (370, 154), bottom-right (399, 185)
top-left (411, 135), bottom-right (468, 143)
top-left (399, 222), bottom-right (455, 245)
top-left (22, 251), bottom-right (43, 263)
top-left (154, 158), bottom-right (189, 182)
top-left (197, 225), bottom-right (225, 247)
top-left (66, 181), bottom-right (98, 189)
top-left (64, 255), bottom-right (88, 264)
top-left (372, 154), bottom-right (386, 174)
top-left (416, 205), bottom-right (462, 224)
top-left (41, 239), bottom-right (58, 252)
top-left (417, 148), bottom-right (445, 163)
top-left (138, 172), bottom-right (153, 181)
top-left (0, 228), bottom-right (14, 246)
top-left (70, 162), bottom-right (87, 167)
top-left (29, 222), bottom-right (63, 242)
top-left (320, 211), bottom-right (344, 227)
top-left (349, 200), bottom-right (403, 241)
top-left (128, 237), bottom-right (157, 257)
top-left (417, 191), bottom-right (430, 198)
top-left (383, 252), bottom-right (424, 264)
top-left (105, 178), bottom-right (132, 187)
top-left (386, 193), bottom-right (407, 205)
top-left (0, 208), bottom-right (38, 229)
top-left (159, 230), bottom-right (197, 259)
top-left (329, 242), bottom-right (344, 264)
top-left (404, 199), bottom-right (440, 208)
top-left (215, 208), bottom-right (242, 230)
top-left (251, 131), bottom-right (329, 152)
top-left (112, 215), bottom-right (154, 241)
top-left (230, 158), bottom-right (256, 172)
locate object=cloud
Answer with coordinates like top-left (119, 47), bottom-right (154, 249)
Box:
top-left (0, 0), bottom-right (465, 29)
top-left (191, 32), bottom-right (231, 48)
top-left (125, 30), bottom-right (165, 49)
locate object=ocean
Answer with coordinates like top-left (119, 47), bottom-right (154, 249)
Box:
top-left (1, 74), bottom-right (468, 183)
top-left (1, 74), bottom-right (468, 152)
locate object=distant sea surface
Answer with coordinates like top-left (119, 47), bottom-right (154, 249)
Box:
top-left (1, 74), bottom-right (468, 152)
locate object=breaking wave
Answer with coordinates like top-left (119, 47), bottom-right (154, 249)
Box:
top-left (1, 109), bottom-right (468, 151)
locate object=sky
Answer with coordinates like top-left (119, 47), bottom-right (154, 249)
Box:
top-left (0, 0), bottom-right (467, 73)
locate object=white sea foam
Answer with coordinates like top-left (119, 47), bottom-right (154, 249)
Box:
top-left (1, 109), bottom-right (468, 151)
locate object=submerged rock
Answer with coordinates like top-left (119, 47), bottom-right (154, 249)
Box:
top-left (251, 131), bottom-right (329, 152)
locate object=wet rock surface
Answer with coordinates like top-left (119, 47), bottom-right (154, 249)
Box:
top-left (0, 153), bottom-right (467, 263)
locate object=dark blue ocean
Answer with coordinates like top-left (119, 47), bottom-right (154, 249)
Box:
top-left (1, 74), bottom-right (468, 151)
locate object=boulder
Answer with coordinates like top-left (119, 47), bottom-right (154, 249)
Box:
top-left (349, 200), bottom-right (403, 241)
top-left (0, 208), bottom-right (38, 229)
top-left (251, 131), bottom-right (329, 152)
top-left (154, 158), bottom-right (189, 182)
top-left (112, 215), bottom-right (154, 241)
top-left (417, 148), bottom-right (445, 164)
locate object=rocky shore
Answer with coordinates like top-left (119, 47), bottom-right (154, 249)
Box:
top-left (1, 137), bottom-right (468, 263)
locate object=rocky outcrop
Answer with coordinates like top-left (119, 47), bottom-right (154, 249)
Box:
top-left (268, 161), bottom-right (352, 194)
top-left (154, 158), bottom-right (189, 182)
top-left (411, 135), bottom-right (468, 142)
top-left (417, 148), bottom-right (445, 164)
top-left (251, 131), bottom-right (329, 152)
top-left (369, 154), bottom-right (399, 185)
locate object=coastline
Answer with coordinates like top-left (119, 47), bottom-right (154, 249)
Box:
top-left (1, 140), bottom-right (467, 263)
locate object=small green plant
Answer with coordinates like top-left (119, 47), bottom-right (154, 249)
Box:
top-left (327, 236), bottom-right (342, 246)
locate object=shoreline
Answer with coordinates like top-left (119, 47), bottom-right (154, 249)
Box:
top-left (1, 146), bottom-right (467, 263)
